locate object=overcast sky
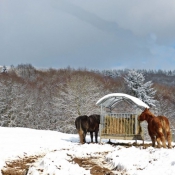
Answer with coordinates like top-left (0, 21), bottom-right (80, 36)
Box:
top-left (1, 0), bottom-right (175, 70)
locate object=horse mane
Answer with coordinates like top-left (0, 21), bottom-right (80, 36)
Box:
top-left (89, 114), bottom-right (100, 124)
top-left (144, 108), bottom-right (156, 122)
top-left (148, 112), bottom-right (155, 118)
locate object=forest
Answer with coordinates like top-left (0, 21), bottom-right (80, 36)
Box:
top-left (0, 64), bottom-right (175, 134)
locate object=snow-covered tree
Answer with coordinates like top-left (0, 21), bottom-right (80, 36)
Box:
top-left (0, 79), bottom-right (27, 127)
top-left (54, 74), bottom-right (105, 133)
top-left (15, 64), bottom-right (37, 81)
top-left (2, 65), bottom-right (7, 73)
top-left (124, 70), bottom-right (157, 107)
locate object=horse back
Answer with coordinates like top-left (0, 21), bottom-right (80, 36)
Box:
top-left (75, 115), bottom-right (89, 131)
top-left (157, 116), bottom-right (171, 131)
top-left (88, 114), bottom-right (100, 132)
top-left (149, 116), bottom-right (170, 134)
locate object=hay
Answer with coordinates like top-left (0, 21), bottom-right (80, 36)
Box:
top-left (102, 115), bottom-right (140, 135)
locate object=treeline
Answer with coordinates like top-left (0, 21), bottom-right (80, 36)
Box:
top-left (99, 68), bottom-right (175, 77)
top-left (0, 64), bottom-right (175, 133)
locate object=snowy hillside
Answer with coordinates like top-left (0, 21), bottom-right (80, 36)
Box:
top-left (0, 127), bottom-right (175, 175)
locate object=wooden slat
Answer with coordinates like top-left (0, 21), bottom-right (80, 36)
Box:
top-left (100, 113), bottom-right (143, 141)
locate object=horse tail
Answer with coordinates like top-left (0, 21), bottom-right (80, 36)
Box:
top-left (157, 116), bottom-right (172, 148)
top-left (79, 120), bottom-right (84, 143)
top-left (75, 117), bottom-right (80, 130)
top-left (159, 116), bottom-right (171, 138)
top-left (159, 117), bottom-right (166, 135)
top-left (75, 116), bottom-right (85, 144)
top-left (164, 117), bottom-right (172, 148)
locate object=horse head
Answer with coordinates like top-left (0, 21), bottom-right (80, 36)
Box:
top-left (138, 108), bottom-right (150, 122)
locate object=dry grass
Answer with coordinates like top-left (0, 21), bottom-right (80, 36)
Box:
top-left (1, 155), bottom-right (42, 175)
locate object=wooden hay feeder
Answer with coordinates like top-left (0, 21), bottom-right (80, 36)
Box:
top-left (96, 93), bottom-right (149, 142)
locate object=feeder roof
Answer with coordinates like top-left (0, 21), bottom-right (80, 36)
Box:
top-left (96, 93), bottom-right (149, 109)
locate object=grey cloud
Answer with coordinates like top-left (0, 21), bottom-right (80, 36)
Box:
top-left (0, 0), bottom-right (175, 70)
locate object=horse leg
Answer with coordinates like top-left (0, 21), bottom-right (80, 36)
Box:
top-left (78, 129), bottom-right (84, 144)
top-left (151, 136), bottom-right (156, 147)
top-left (158, 131), bottom-right (166, 148)
top-left (156, 135), bottom-right (162, 148)
top-left (149, 133), bottom-right (156, 147)
top-left (83, 131), bottom-right (87, 143)
top-left (167, 131), bottom-right (172, 148)
top-left (160, 136), bottom-right (166, 148)
top-left (148, 129), bottom-right (156, 147)
top-left (90, 132), bottom-right (93, 142)
top-left (95, 131), bottom-right (98, 143)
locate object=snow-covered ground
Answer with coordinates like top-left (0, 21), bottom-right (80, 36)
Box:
top-left (0, 127), bottom-right (175, 175)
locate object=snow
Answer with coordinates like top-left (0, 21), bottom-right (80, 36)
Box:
top-left (0, 127), bottom-right (175, 175)
top-left (96, 93), bottom-right (150, 109)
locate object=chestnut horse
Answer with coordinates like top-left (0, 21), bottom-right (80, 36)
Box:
top-left (138, 108), bottom-right (172, 148)
top-left (75, 114), bottom-right (100, 144)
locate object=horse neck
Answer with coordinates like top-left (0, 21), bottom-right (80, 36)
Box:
top-left (145, 113), bottom-right (155, 123)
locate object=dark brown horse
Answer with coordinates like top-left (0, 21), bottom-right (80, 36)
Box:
top-left (75, 114), bottom-right (100, 144)
top-left (138, 108), bottom-right (172, 148)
